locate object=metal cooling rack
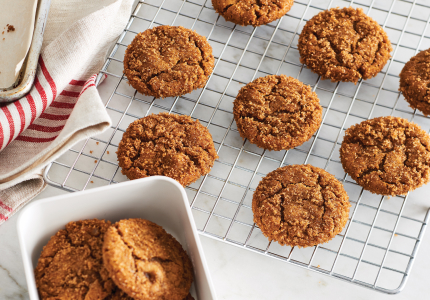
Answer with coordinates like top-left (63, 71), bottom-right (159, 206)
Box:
top-left (44, 0), bottom-right (430, 294)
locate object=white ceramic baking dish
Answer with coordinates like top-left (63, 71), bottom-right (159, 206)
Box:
top-left (17, 176), bottom-right (216, 300)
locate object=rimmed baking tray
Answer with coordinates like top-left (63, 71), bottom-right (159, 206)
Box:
top-left (0, 0), bottom-right (51, 103)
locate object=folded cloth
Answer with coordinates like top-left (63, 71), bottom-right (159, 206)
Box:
top-left (0, 0), bottom-right (134, 224)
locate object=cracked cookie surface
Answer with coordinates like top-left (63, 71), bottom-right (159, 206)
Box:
top-left (123, 25), bottom-right (214, 98)
top-left (35, 219), bottom-right (117, 300)
top-left (116, 113), bottom-right (218, 186)
top-left (252, 164), bottom-right (350, 247)
top-left (340, 116), bottom-right (430, 196)
top-left (298, 7), bottom-right (392, 83)
top-left (233, 75), bottom-right (322, 151)
top-left (102, 219), bottom-right (193, 300)
top-left (399, 48), bottom-right (430, 116)
top-left (212, 0), bottom-right (294, 26)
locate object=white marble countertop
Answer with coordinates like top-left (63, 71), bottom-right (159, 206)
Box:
top-left (0, 184), bottom-right (429, 300)
top-left (2, 0), bottom-right (430, 299)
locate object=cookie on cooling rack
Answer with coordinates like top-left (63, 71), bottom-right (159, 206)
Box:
top-left (298, 7), bottom-right (392, 83)
top-left (35, 219), bottom-right (119, 299)
top-left (212, 0), bottom-right (294, 26)
top-left (103, 219), bottom-right (194, 300)
top-left (233, 74), bottom-right (322, 151)
top-left (116, 113), bottom-right (218, 186)
top-left (123, 25), bottom-right (214, 98)
top-left (399, 48), bottom-right (430, 116)
top-left (252, 164), bottom-right (350, 247)
top-left (340, 116), bottom-right (430, 196)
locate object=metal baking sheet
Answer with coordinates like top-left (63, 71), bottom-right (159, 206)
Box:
top-left (0, 0), bottom-right (51, 103)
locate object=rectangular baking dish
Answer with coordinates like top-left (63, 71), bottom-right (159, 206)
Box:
top-left (0, 0), bottom-right (51, 103)
top-left (17, 176), bottom-right (216, 300)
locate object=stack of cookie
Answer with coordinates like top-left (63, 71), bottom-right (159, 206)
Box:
top-left (35, 219), bottom-right (195, 300)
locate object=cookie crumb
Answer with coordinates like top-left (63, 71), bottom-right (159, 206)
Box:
top-left (395, 234), bottom-right (398, 237)
top-left (90, 150), bottom-right (93, 154)
top-left (90, 181), bottom-right (94, 184)
top-left (317, 265), bottom-right (320, 268)
top-left (107, 151), bottom-right (110, 154)
top-left (94, 160), bottom-right (97, 163)
top-left (96, 142), bottom-right (99, 145)
top-left (7, 25), bottom-right (15, 32)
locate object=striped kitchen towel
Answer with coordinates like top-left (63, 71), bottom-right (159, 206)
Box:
top-left (0, 0), bottom-right (134, 224)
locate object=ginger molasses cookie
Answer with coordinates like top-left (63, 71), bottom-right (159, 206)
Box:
top-left (124, 25), bottom-right (214, 98)
top-left (399, 48), bottom-right (430, 116)
top-left (116, 113), bottom-right (218, 186)
top-left (35, 219), bottom-right (116, 300)
top-left (340, 116), bottom-right (430, 196)
top-left (298, 7), bottom-right (392, 83)
top-left (252, 164), bottom-right (350, 247)
top-left (212, 0), bottom-right (294, 26)
top-left (103, 219), bottom-right (194, 300)
top-left (233, 75), bottom-right (322, 151)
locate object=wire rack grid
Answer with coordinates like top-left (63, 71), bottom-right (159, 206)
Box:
top-left (44, 0), bottom-right (430, 295)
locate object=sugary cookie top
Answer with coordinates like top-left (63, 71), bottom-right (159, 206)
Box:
top-left (124, 25), bottom-right (214, 98)
top-left (233, 75), bottom-right (322, 151)
top-left (399, 48), bottom-right (430, 116)
top-left (35, 219), bottom-right (115, 300)
top-left (340, 116), bottom-right (430, 196)
top-left (212, 0), bottom-right (294, 26)
top-left (252, 164), bottom-right (350, 247)
top-left (102, 219), bottom-right (193, 300)
top-left (117, 113), bottom-right (218, 186)
top-left (298, 7), bottom-right (392, 83)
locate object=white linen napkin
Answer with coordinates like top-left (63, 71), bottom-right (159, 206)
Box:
top-left (0, 0), bottom-right (134, 224)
